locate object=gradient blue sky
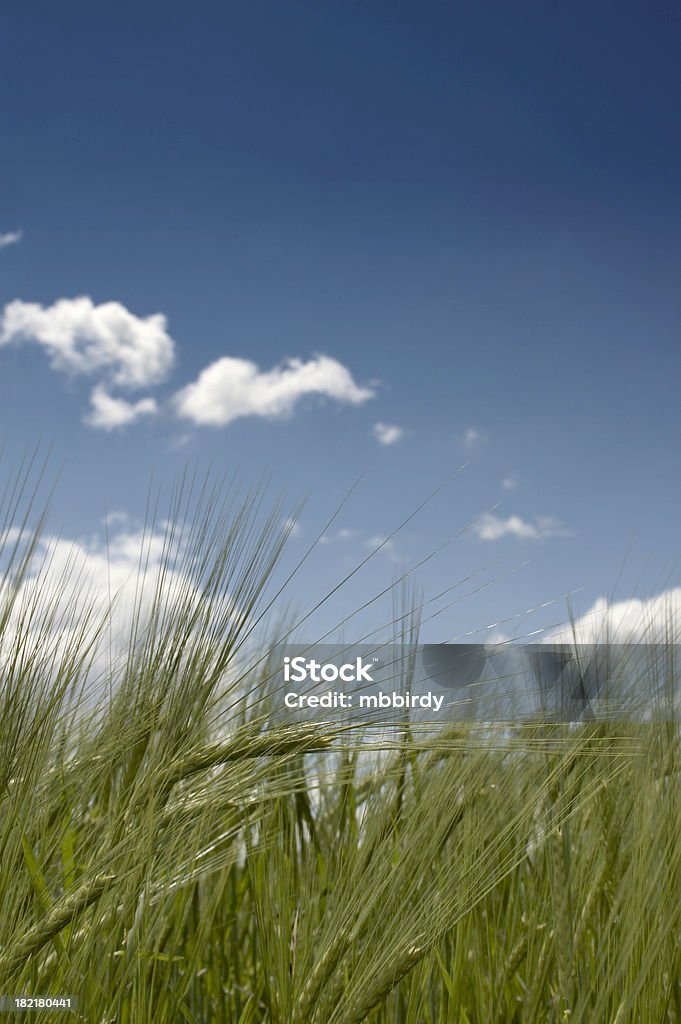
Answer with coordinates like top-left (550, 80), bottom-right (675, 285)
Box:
top-left (1, 0), bottom-right (680, 642)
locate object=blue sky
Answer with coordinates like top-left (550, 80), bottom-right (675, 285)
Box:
top-left (1, 0), bottom-right (680, 643)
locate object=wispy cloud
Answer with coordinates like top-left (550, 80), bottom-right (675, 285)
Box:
top-left (317, 526), bottom-right (400, 561)
top-left (282, 516), bottom-right (302, 540)
top-left (319, 527), bottom-right (359, 545)
top-left (101, 510), bottom-right (131, 531)
top-left (460, 427), bottom-right (486, 451)
top-left (0, 229), bottom-right (22, 250)
top-left (169, 433), bottom-right (193, 451)
top-left (473, 512), bottom-right (571, 542)
top-left (373, 422), bottom-right (404, 446)
top-left (363, 534), bottom-right (395, 552)
top-left (174, 354), bottom-right (374, 427)
top-left (502, 475), bottom-right (518, 491)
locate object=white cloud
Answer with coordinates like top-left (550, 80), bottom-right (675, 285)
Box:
top-left (0, 526), bottom-right (29, 548)
top-left (102, 510), bottom-right (130, 531)
top-left (169, 433), bottom-right (193, 450)
top-left (0, 520), bottom-right (234, 682)
top-left (319, 527), bottom-right (358, 545)
top-left (0, 525), bottom-right (162, 675)
top-left (364, 534), bottom-right (395, 552)
top-left (0, 296), bottom-right (375, 436)
top-left (373, 422), bottom-right (404, 446)
top-left (502, 475), bottom-right (518, 491)
top-left (534, 515), bottom-right (572, 536)
top-left (173, 354), bottom-right (374, 427)
top-left (85, 385), bottom-right (158, 431)
top-left (546, 589), bottom-right (681, 644)
top-left (317, 527), bottom-right (399, 560)
top-left (0, 296), bottom-right (175, 389)
top-left (0, 230), bottom-right (22, 250)
top-left (461, 427), bottom-right (485, 451)
top-left (474, 512), bottom-right (571, 542)
top-left (282, 516), bottom-right (302, 539)
top-left (475, 514), bottom-right (539, 541)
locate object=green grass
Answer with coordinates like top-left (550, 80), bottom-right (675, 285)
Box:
top-left (0, 461), bottom-right (679, 1023)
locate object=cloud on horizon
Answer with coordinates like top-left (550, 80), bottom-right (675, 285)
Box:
top-left (546, 589), bottom-right (681, 643)
top-left (0, 518), bottom-right (239, 683)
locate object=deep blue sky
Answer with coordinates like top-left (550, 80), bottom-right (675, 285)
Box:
top-left (1, 1), bottom-right (680, 641)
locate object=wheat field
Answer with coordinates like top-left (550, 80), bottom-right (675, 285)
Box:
top-left (0, 463), bottom-right (679, 1023)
